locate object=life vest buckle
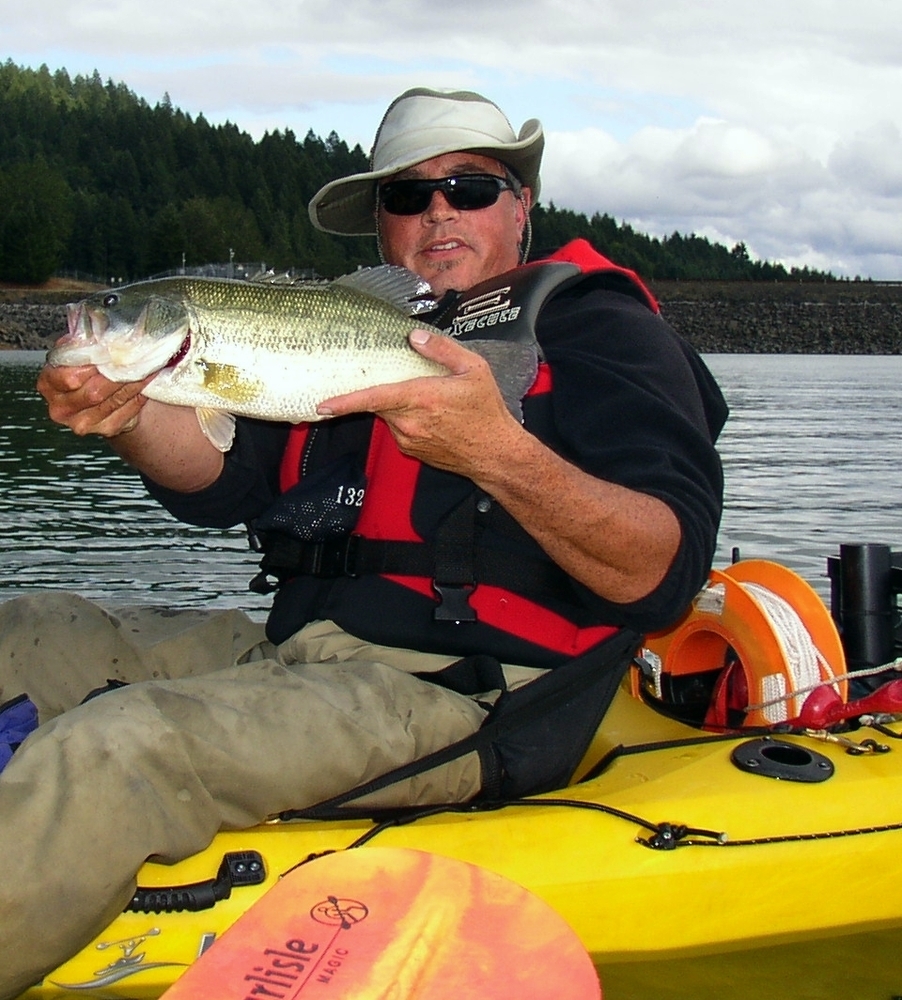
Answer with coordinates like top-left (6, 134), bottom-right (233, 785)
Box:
top-left (309, 533), bottom-right (362, 578)
top-left (248, 534), bottom-right (363, 595)
top-left (433, 583), bottom-right (477, 624)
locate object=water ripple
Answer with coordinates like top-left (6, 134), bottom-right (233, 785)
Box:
top-left (3, 351), bottom-right (901, 610)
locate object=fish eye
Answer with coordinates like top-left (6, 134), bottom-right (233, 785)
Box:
top-left (102, 293), bottom-right (119, 307)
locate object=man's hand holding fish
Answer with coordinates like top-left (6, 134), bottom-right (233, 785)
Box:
top-left (38, 362), bottom-right (149, 439)
top-left (37, 363), bottom-right (226, 492)
top-left (316, 327), bottom-right (513, 474)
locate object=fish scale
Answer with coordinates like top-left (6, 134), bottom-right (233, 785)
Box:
top-left (149, 279), bottom-right (447, 422)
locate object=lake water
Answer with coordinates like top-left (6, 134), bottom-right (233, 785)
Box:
top-left (1, 351), bottom-right (901, 615)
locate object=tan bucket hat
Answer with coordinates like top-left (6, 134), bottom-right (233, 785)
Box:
top-left (308, 87), bottom-right (544, 236)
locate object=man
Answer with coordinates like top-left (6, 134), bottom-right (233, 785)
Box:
top-left (0, 87), bottom-right (726, 996)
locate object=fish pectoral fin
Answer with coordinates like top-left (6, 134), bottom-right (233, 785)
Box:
top-left (195, 408), bottom-right (236, 452)
top-left (463, 340), bottom-right (539, 423)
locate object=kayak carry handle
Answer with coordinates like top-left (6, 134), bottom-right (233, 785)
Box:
top-left (126, 850), bottom-right (266, 914)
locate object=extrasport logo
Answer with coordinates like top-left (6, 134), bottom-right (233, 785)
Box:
top-left (445, 285), bottom-right (522, 337)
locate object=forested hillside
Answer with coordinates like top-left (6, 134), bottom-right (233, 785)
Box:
top-left (0, 61), bottom-right (834, 285)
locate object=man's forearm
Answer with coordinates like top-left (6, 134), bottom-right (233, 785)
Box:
top-left (471, 423), bottom-right (682, 605)
top-left (110, 401), bottom-right (225, 493)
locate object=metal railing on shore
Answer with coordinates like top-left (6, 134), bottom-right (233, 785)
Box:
top-left (54, 263), bottom-right (323, 287)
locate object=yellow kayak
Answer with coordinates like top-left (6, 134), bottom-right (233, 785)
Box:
top-left (23, 556), bottom-right (902, 999)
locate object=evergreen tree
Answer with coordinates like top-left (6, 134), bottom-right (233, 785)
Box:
top-left (0, 59), bottom-right (835, 283)
top-left (0, 158), bottom-right (74, 283)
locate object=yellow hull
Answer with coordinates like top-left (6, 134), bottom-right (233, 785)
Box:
top-left (25, 681), bottom-right (902, 999)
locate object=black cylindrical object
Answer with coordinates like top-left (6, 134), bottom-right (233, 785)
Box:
top-left (837, 543), bottom-right (894, 669)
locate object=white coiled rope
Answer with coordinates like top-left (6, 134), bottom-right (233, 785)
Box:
top-left (741, 581), bottom-right (901, 722)
top-left (740, 583), bottom-right (838, 723)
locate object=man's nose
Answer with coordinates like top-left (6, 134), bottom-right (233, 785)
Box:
top-left (423, 190), bottom-right (458, 220)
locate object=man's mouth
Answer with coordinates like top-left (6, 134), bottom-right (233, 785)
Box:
top-left (423, 239), bottom-right (467, 255)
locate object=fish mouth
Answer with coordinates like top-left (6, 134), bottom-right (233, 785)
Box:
top-left (47, 302), bottom-right (111, 366)
top-left (49, 299), bottom-right (191, 381)
top-left (67, 300), bottom-right (105, 341)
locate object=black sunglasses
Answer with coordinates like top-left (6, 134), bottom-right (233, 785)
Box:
top-left (379, 174), bottom-right (517, 216)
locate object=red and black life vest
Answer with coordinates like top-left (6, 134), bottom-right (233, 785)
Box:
top-left (253, 240), bottom-right (658, 668)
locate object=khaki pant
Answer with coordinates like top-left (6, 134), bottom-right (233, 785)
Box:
top-left (0, 592), bottom-right (522, 999)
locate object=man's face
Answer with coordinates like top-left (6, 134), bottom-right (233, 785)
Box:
top-left (377, 152), bottom-right (531, 296)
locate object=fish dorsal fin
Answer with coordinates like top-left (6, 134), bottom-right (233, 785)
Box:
top-left (333, 265), bottom-right (437, 317)
top-left (247, 269), bottom-right (298, 284)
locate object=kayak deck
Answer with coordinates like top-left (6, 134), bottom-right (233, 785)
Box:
top-left (27, 683), bottom-right (902, 999)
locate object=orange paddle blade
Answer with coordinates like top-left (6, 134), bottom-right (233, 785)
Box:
top-left (161, 847), bottom-right (601, 1000)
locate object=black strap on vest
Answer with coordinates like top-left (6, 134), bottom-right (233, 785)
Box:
top-left (278, 627), bottom-right (641, 820)
top-left (249, 527), bottom-right (588, 617)
top-left (432, 491), bottom-right (479, 622)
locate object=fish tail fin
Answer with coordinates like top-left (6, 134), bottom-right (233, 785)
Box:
top-left (464, 341), bottom-right (539, 423)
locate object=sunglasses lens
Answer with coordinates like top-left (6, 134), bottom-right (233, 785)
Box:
top-left (380, 176), bottom-right (511, 215)
top-left (449, 177), bottom-right (506, 210)
top-left (380, 183), bottom-right (432, 215)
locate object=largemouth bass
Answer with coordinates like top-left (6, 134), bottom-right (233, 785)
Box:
top-left (48, 266), bottom-right (538, 450)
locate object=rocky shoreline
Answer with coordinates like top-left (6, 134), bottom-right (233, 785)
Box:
top-left (0, 301), bottom-right (69, 352)
top-left (650, 280), bottom-right (902, 354)
top-left (2, 281), bottom-right (902, 354)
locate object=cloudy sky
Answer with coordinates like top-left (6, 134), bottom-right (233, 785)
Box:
top-left (4, 0), bottom-right (902, 278)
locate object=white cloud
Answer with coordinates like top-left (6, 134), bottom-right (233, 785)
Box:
top-left (829, 122), bottom-right (902, 197)
top-left (3, 0), bottom-right (902, 276)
